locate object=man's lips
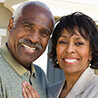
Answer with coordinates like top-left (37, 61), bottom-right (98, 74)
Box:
top-left (21, 43), bottom-right (36, 51)
top-left (21, 43), bottom-right (36, 54)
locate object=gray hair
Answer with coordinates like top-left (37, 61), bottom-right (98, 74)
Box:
top-left (12, 1), bottom-right (55, 26)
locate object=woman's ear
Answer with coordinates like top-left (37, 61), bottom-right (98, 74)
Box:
top-left (8, 18), bottom-right (14, 32)
top-left (89, 51), bottom-right (92, 62)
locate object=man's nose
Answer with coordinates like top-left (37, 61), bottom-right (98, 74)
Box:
top-left (29, 30), bottom-right (41, 43)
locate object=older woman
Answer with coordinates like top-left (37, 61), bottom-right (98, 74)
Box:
top-left (48, 12), bottom-right (98, 98)
top-left (22, 12), bottom-right (98, 98)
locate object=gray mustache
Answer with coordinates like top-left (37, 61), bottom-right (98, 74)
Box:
top-left (19, 39), bottom-right (42, 50)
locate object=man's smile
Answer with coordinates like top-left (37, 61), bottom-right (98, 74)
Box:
top-left (21, 43), bottom-right (36, 51)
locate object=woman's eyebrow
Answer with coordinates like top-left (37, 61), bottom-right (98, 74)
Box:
top-left (60, 35), bottom-right (67, 38)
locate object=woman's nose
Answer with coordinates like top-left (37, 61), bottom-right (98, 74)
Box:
top-left (66, 42), bottom-right (75, 53)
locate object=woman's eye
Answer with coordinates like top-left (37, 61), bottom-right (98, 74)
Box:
top-left (75, 42), bottom-right (84, 46)
top-left (59, 41), bottom-right (68, 44)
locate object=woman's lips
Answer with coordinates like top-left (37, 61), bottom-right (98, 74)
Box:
top-left (64, 57), bottom-right (79, 64)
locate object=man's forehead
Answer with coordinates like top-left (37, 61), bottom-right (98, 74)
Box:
top-left (21, 4), bottom-right (52, 19)
top-left (19, 18), bottom-right (47, 25)
top-left (22, 4), bottom-right (45, 13)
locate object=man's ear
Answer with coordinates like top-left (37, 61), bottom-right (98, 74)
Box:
top-left (8, 18), bottom-right (14, 32)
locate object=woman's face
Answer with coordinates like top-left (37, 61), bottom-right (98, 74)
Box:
top-left (56, 28), bottom-right (92, 74)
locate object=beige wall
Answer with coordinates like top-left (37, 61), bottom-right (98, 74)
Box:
top-left (0, 3), bottom-right (12, 28)
top-left (0, 3), bottom-right (12, 46)
top-left (95, 70), bottom-right (98, 75)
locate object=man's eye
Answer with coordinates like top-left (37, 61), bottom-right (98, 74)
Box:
top-left (75, 42), bottom-right (84, 46)
top-left (23, 25), bottom-right (31, 29)
top-left (42, 31), bottom-right (48, 35)
top-left (40, 30), bottom-right (49, 37)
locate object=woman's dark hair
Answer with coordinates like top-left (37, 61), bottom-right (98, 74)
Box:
top-left (49, 12), bottom-right (98, 69)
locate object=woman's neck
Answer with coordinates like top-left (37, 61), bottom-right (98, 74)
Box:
top-left (60, 72), bottom-right (82, 98)
top-left (65, 72), bottom-right (82, 89)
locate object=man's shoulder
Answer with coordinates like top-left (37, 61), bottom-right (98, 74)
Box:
top-left (48, 80), bottom-right (64, 98)
top-left (33, 64), bottom-right (46, 76)
top-left (0, 54), bottom-right (6, 68)
top-left (0, 54), bottom-right (11, 78)
top-left (0, 46), bottom-right (7, 65)
top-left (33, 64), bottom-right (49, 89)
top-left (33, 64), bottom-right (44, 72)
top-left (49, 80), bottom-right (64, 89)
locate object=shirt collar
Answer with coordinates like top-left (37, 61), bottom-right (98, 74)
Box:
top-left (0, 43), bottom-right (36, 76)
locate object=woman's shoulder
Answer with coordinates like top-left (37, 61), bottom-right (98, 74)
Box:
top-left (82, 75), bottom-right (98, 98)
top-left (91, 73), bottom-right (98, 84)
top-left (85, 74), bottom-right (98, 92)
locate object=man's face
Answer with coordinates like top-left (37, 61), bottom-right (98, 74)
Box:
top-left (8, 5), bottom-right (53, 69)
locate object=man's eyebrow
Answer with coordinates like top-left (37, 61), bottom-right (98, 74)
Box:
top-left (22, 21), bottom-right (51, 34)
top-left (22, 21), bottom-right (35, 26)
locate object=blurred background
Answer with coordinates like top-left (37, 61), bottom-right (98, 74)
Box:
top-left (0, 0), bottom-right (98, 85)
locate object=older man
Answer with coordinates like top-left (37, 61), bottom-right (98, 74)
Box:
top-left (0, 1), bottom-right (54, 98)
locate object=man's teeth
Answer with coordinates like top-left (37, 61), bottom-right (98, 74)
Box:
top-left (65, 59), bottom-right (77, 63)
top-left (21, 43), bottom-right (36, 51)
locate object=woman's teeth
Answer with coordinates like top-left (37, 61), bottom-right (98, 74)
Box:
top-left (64, 59), bottom-right (77, 63)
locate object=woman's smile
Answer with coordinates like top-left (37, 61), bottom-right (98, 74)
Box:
top-left (64, 57), bottom-right (79, 64)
